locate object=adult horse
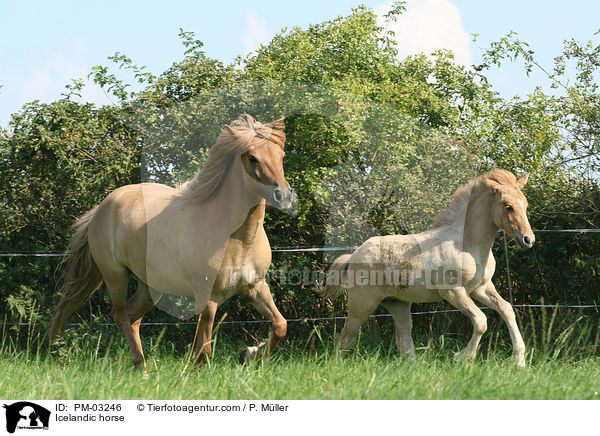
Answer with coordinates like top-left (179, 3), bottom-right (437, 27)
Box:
top-left (322, 169), bottom-right (534, 367)
top-left (49, 114), bottom-right (295, 368)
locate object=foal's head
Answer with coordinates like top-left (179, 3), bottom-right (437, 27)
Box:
top-left (484, 170), bottom-right (535, 249)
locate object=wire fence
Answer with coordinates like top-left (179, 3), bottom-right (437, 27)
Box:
top-left (1, 229), bottom-right (598, 257)
top-left (6, 304), bottom-right (600, 328)
top-left (1, 228), bottom-right (598, 328)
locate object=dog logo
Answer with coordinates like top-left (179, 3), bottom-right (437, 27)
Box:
top-left (2, 402), bottom-right (50, 433)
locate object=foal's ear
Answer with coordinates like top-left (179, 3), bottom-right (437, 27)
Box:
top-left (482, 176), bottom-right (502, 194)
top-left (516, 173), bottom-right (529, 188)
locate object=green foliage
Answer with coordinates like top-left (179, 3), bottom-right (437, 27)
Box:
top-left (476, 30), bottom-right (600, 175)
top-left (0, 99), bottom-right (141, 321)
top-left (1, 100), bottom-right (140, 249)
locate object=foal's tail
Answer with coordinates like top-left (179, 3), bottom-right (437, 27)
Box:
top-left (49, 206), bottom-right (102, 339)
top-left (320, 253), bottom-right (352, 299)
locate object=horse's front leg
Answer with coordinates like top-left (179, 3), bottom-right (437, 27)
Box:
top-left (194, 301), bottom-right (218, 364)
top-left (439, 287), bottom-right (487, 361)
top-left (239, 280), bottom-right (287, 363)
top-left (472, 282), bottom-right (526, 367)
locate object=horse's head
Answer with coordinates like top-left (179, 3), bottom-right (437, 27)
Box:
top-left (484, 172), bottom-right (535, 249)
top-left (239, 117), bottom-right (295, 210)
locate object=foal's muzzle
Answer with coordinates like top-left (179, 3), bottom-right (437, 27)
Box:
top-left (514, 230), bottom-right (535, 250)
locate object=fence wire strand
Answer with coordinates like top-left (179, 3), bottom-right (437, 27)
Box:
top-left (0, 228), bottom-right (598, 257)
top-left (6, 304), bottom-right (600, 328)
top-left (2, 228), bottom-right (598, 328)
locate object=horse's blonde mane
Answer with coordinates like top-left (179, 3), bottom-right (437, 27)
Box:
top-left (179, 114), bottom-right (285, 203)
top-left (433, 168), bottom-right (518, 228)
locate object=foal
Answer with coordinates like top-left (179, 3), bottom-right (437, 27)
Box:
top-left (323, 169), bottom-right (534, 367)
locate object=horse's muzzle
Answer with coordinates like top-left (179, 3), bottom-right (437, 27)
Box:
top-left (263, 184), bottom-right (296, 212)
top-left (271, 186), bottom-right (296, 211)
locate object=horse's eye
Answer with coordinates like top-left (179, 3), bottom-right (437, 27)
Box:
top-left (248, 155), bottom-right (258, 164)
top-left (505, 205), bottom-right (514, 212)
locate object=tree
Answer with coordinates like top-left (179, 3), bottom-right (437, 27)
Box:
top-left (476, 30), bottom-right (600, 177)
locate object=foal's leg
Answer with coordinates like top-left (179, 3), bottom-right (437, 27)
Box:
top-left (126, 281), bottom-right (157, 367)
top-left (381, 300), bottom-right (415, 358)
top-left (239, 281), bottom-right (287, 363)
top-left (472, 282), bottom-right (526, 367)
top-left (338, 288), bottom-right (381, 357)
top-left (439, 287), bottom-right (487, 361)
top-left (194, 301), bottom-right (218, 364)
top-left (103, 269), bottom-right (146, 368)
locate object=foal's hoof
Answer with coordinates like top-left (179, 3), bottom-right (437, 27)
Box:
top-left (403, 351), bottom-right (417, 364)
top-left (453, 350), bottom-right (475, 362)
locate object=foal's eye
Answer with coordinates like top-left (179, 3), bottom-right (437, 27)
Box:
top-left (248, 155), bottom-right (259, 164)
top-left (505, 205), bottom-right (514, 212)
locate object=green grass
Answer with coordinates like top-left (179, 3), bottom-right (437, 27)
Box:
top-left (1, 315), bottom-right (599, 400)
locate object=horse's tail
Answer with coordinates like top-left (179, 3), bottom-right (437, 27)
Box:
top-left (49, 206), bottom-right (102, 339)
top-left (320, 253), bottom-right (352, 299)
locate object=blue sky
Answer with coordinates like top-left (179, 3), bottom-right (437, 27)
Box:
top-left (1, 0), bottom-right (599, 128)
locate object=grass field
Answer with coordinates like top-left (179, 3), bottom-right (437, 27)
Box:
top-left (2, 344), bottom-right (599, 400)
top-left (1, 310), bottom-right (599, 400)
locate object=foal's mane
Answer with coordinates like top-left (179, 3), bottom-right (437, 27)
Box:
top-left (179, 114), bottom-right (285, 203)
top-left (433, 168), bottom-right (518, 228)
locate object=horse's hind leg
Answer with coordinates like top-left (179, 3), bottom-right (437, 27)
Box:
top-left (126, 281), bottom-right (157, 366)
top-left (381, 300), bottom-right (415, 358)
top-left (239, 281), bottom-right (287, 363)
top-left (103, 269), bottom-right (145, 368)
top-left (338, 289), bottom-right (381, 357)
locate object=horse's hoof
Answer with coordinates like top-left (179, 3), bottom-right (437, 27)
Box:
top-left (239, 348), bottom-right (252, 364)
top-left (239, 346), bottom-right (258, 364)
top-left (132, 359), bottom-right (147, 372)
top-left (238, 344), bottom-right (264, 364)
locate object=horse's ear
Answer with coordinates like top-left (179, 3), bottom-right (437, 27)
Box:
top-left (222, 125), bottom-right (236, 136)
top-left (482, 176), bottom-right (502, 194)
top-left (268, 116), bottom-right (285, 131)
top-left (266, 117), bottom-right (286, 150)
top-left (516, 173), bottom-right (529, 188)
